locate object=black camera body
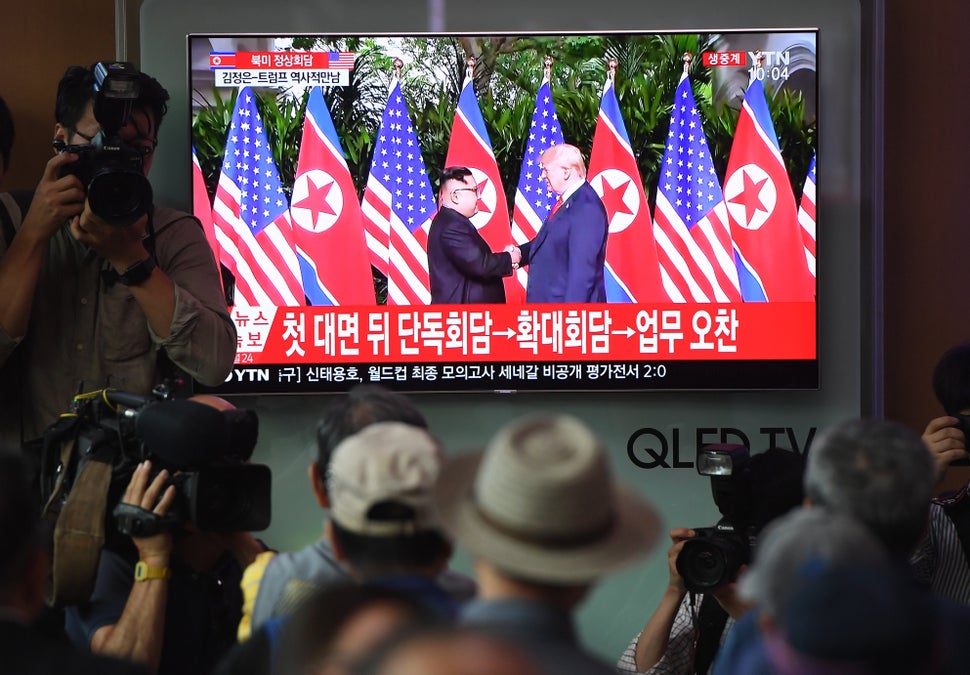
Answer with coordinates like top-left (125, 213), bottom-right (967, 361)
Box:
top-left (57, 61), bottom-right (153, 226)
top-left (676, 519), bottom-right (754, 593)
top-left (45, 388), bottom-right (271, 537)
top-left (159, 460), bottom-right (272, 533)
top-left (59, 139), bottom-right (152, 227)
top-left (676, 444), bottom-right (754, 593)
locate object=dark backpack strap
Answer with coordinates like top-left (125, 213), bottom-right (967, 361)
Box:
top-left (693, 593), bottom-right (729, 675)
top-left (940, 489), bottom-right (970, 569)
top-left (0, 190), bottom-right (36, 448)
top-left (0, 189), bottom-right (34, 247)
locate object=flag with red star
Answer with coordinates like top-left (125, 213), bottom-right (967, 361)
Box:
top-left (725, 79), bottom-right (814, 301)
top-left (444, 74), bottom-right (517, 300)
top-left (291, 87), bottom-right (375, 305)
top-left (211, 87), bottom-right (305, 306)
top-left (588, 76), bottom-right (667, 303)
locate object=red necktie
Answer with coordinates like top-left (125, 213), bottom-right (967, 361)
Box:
top-left (550, 196), bottom-right (563, 218)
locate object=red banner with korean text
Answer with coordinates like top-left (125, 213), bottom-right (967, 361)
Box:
top-left (230, 303), bottom-right (814, 364)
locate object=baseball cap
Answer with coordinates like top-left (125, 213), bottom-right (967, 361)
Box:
top-left (327, 421), bottom-right (443, 537)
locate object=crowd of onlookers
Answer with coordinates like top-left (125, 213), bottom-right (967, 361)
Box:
top-left (5, 61), bottom-right (970, 675)
top-left (4, 368), bottom-right (970, 675)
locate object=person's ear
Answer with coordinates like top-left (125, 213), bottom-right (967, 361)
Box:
top-left (308, 463), bottom-right (329, 509)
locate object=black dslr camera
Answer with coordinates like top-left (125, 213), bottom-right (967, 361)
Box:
top-left (57, 61), bottom-right (153, 226)
top-left (676, 444), bottom-right (754, 593)
top-left (111, 396), bottom-right (272, 535)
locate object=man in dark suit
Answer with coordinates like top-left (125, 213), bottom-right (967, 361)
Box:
top-left (511, 144), bottom-right (608, 303)
top-left (0, 451), bottom-right (147, 675)
top-left (427, 166), bottom-right (518, 304)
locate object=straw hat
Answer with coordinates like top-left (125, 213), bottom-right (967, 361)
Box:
top-left (434, 414), bottom-right (661, 584)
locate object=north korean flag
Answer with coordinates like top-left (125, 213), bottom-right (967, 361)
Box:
top-left (588, 77), bottom-right (667, 303)
top-left (444, 75), bottom-right (518, 301)
top-left (725, 79), bottom-right (814, 302)
top-left (290, 87), bottom-right (375, 306)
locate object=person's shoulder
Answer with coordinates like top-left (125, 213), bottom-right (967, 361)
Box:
top-left (151, 206), bottom-right (204, 236)
top-left (264, 538), bottom-right (342, 579)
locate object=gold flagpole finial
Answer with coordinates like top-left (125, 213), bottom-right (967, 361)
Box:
top-left (543, 55), bottom-right (554, 82)
top-left (607, 57), bottom-right (618, 82)
top-left (393, 57), bottom-right (403, 79)
top-left (682, 52), bottom-right (692, 75)
top-left (466, 56), bottom-right (476, 80)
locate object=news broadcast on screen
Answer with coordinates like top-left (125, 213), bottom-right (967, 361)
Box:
top-left (188, 31), bottom-right (818, 393)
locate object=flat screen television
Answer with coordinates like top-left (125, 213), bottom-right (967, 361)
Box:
top-left (188, 30), bottom-right (818, 394)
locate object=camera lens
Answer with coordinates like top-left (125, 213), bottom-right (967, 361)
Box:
top-left (87, 169), bottom-right (153, 226)
top-left (676, 532), bottom-right (748, 593)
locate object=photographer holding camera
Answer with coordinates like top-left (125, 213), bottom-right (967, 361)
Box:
top-left (0, 62), bottom-right (235, 451)
top-left (617, 447), bottom-right (805, 675)
top-left (64, 395), bottom-right (270, 675)
top-left (915, 340), bottom-right (970, 605)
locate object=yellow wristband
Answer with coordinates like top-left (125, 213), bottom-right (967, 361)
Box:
top-left (134, 561), bottom-right (171, 582)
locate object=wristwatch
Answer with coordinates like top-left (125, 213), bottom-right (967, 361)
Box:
top-left (116, 256), bottom-right (157, 287)
top-left (134, 561), bottom-right (171, 582)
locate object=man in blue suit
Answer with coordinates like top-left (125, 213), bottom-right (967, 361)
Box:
top-left (427, 166), bottom-right (519, 304)
top-left (511, 144), bottom-right (608, 303)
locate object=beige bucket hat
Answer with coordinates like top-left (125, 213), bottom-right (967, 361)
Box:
top-left (434, 414), bottom-right (662, 584)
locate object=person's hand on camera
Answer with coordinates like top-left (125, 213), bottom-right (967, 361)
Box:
top-left (665, 527), bottom-right (696, 595)
top-left (70, 201), bottom-right (148, 270)
top-left (922, 415), bottom-right (968, 487)
top-left (122, 460), bottom-right (176, 567)
top-left (21, 152), bottom-right (86, 243)
top-left (710, 568), bottom-right (753, 619)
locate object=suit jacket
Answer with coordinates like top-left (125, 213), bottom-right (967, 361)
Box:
top-left (0, 617), bottom-right (148, 675)
top-left (520, 182), bottom-right (608, 303)
top-left (427, 207), bottom-right (512, 304)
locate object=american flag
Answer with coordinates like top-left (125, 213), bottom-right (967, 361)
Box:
top-left (327, 52), bottom-right (356, 69)
top-left (360, 78), bottom-right (437, 305)
top-left (191, 144), bottom-right (223, 286)
top-left (725, 79), bottom-right (814, 302)
top-left (588, 75), bottom-right (667, 303)
top-left (510, 77), bottom-right (563, 298)
top-left (291, 87), bottom-right (375, 306)
top-left (211, 87), bottom-right (305, 307)
top-left (653, 73), bottom-right (741, 303)
top-left (798, 152), bottom-right (817, 277)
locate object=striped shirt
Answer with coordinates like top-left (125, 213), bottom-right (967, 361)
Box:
top-left (911, 485), bottom-right (970, 605)
top-left (617, 594), bottom-right (734, 675)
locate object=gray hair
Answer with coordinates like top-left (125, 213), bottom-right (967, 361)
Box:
top-left (738, 507), bottom-right (887, 618)
top-left (803, 417), bottom-right (934, 556)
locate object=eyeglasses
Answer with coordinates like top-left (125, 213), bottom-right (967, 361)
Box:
top-left (70, 128), bottom-right (100, 144)
top-left (69, 127), bottom-right (158, 157)
top-left (453, 186), bottom-right (480, 196)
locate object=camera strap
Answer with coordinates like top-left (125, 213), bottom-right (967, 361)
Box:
top-left (693, 593), bottom-right (729, 675)
top-left (48, 444), bottom-right (115, 607)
